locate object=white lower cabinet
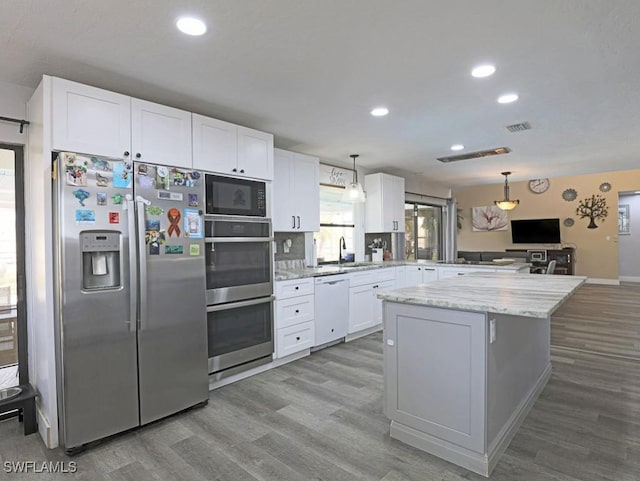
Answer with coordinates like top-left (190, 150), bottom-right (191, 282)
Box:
top-left (275, 294), bottom-right (314, 329)
top-left (349, 284), bottom-right (374, 334)
top-left (348, 268), bottom-right (396, 334)
top-left (402, 265), bottom-right (439, 285)
top-left (276, 321), bottom-right (315, 358)
top-left (437, 267), bottom-right (497, 279)
top-left (275, 278), bottom-right (315, 359)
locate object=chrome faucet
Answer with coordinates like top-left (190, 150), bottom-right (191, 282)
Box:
top-left (338, 236), bottom-right (346, 264)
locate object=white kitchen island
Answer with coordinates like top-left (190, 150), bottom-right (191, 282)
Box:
top-left (378, 273), bottom-right (584, 477)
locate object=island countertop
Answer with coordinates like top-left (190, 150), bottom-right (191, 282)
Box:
top-left (377, 272), bottom-right (585, 318)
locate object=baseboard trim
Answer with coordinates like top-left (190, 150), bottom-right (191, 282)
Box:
top-left (345, 324), bottom-right (382, 342)
top-left (390, 363), bottom-right (552, 478)
top-left (36, 403), bottom-right (54, 448)
top-left (619, 276), bottom-right (640, 283)
top-left (586, 278), bottom-right (620, 285)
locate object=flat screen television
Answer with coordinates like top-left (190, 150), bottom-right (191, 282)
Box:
top-left (511, 218), bottom-right (561, 244)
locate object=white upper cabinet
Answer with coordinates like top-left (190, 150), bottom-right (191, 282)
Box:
top-left (192, 114), bottom-right (237, 173)
top-left (237, 126), bottom-right (274, 180)
top-left (365, 173), bottom-right (405, 233)
top-left (131, 98), bottom-right (192, 168)
top-left (273, 149), bottom-right (320, 232)
top-left (52, 77), bottom-right (131, 159)
top-left (192, 116), bottom-right (273, 180)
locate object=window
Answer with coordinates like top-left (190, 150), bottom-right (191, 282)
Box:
top-left (405, 202), bottom-right (443, 260)
top-left (315, 185), bottom-right (354, 263)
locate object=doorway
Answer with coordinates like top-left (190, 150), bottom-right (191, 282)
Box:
top-left (404, 202), bottom-right (443, 260)
top-left (0, 145), bottom-right (26, 389)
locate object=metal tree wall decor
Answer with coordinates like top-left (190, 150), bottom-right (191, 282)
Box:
top-left (576, 194), bottom-right (608, 229)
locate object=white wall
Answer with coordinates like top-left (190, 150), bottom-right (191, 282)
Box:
top-left (0, 80), bottom-right (34, 145)
top-left (619, 193), bottom-right (640, 281)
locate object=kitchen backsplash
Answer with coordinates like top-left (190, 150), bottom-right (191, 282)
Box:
top-left (364, 233), bottom-right (392, 257)
top-left (274, 232), bottom-right (306, 262)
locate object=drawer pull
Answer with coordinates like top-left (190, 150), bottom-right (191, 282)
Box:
top-left (296, 336), bottom-right (300, 341)
top-left (295, 309), bottom-right (300, 314)
top-left (295, 286), bottom-right (299, 290)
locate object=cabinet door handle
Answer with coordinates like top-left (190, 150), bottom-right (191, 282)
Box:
top-left (296, 336), bottom-right (300, 341)
top-left (294, 286), bottom-right (299, 290)
top-left (240, 169), bottom-right (245, 174)
top-left (295, 309), bottom-right (300, 314)
top-left (232, 168), bottom-right (237, 173)
top-left (135, 153), bottom-right (141, 159)
top-left (292, 216), bottom-right (296, 229)
top-left (296, 216), bottom-right (301, 229)
top-left (373, 285), bottom-right (379, 289)
top-left (124, 151), bottom-right (130, 157)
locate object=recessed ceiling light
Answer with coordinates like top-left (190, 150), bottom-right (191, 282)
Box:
top-left (176, 16), bottom-right (207, 36)
top-left (370, 107), bottom-right (389, 117)
top-left (498, 93), bottom-right (519, 104)
top-left (471, 64), bottom-right (496, 78)
top-left (451, 144), bottom-right (464, 151)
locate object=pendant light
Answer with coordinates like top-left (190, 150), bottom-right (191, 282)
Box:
top-left (341, 154), bottom-right (366, 203)
top-left (494, 171), bottom-right (519, 210)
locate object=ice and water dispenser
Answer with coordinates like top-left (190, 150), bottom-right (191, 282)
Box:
top-left (80, 231), bottom-right (121, 290)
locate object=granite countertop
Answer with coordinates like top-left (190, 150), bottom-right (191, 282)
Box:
top-left (274, 260), bottom-right (531, 281)
top-left (377, 272), bottom-right (585, 318)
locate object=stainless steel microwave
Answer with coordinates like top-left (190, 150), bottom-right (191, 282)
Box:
top-left (205, 174), bottom-right (267, 217)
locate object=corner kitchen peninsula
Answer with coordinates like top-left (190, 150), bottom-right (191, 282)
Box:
top-left (378, 272), bottom-right (585, 477)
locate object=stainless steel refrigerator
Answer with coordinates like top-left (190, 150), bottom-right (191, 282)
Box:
top-left (53, 152), bottom-right (208, 453)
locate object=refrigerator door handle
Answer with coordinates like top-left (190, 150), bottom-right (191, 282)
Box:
top-left (135, 195), bottom-right (151, 330)
top-left (125, 194), bottom-right (137, 332)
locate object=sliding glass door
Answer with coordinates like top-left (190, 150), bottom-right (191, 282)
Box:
top-left (0, 145), bottom-right (24, 389)
top-left (405, 202), bottom-right (443, 260)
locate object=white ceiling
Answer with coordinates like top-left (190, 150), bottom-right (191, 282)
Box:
top-left (2, 0), bottom-right (639, 187)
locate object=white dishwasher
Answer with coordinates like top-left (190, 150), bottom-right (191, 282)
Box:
top-left (314, 274), bottom-right (350, 347)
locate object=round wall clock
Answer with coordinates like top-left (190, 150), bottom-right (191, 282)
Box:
top-left (528, 178), bottom-right (550, 194)
top-left (563, 218), bottom-right (575, 227)
top-left (599, 182), bottom-right (612, 192)
top-left (562, 188), bottom-right (577, 201)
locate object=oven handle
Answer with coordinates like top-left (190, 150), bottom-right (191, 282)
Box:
top-left (206, 295), bottom-right (274, 312)
top-left (205, 237), bottom-right (274, 243)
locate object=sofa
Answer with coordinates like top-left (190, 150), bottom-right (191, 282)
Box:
top-left (457, 250), bottom-right (530, 262)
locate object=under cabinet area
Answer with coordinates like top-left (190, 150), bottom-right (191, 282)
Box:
top-left (273, 148), bottom-right (320, 232)
top-left (274, 278), bottom-right (315, 358)
top-left (192, 113), bottom-right (274, 180)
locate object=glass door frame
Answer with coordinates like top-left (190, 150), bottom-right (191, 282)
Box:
top-left (405, 201), bottom-right (444, 261)
top-left (0, 144), bottom-right (28, 386)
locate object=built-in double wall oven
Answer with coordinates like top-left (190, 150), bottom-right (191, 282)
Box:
top-left (204, 188), bottom-right (274, 378)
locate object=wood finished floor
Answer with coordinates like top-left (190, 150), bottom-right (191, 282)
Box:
top-left (2, 284), bottom-right (640, 480)
top-left (551, 283), bottom-right (640, 359)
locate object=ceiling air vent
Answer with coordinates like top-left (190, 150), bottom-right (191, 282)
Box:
top-left (505, 121), bottom-right (531, 133)
top-left (437, 147), bottom-right (511, 163)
